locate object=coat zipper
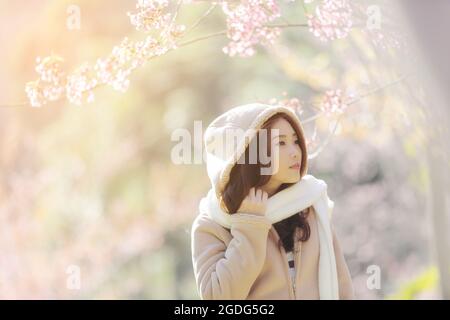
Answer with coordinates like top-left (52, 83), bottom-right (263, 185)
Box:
top-left (270, 228), bottom-right (299, 299)
top-left (291, 259), bottom-right (297, 299)
top-left (290, 237), bottom-right (300, 299)
top-left (293, 239), bottom-right (301, 299)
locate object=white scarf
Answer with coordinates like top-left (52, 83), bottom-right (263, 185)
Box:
top-left (198, 174), bottom-right (340, 300)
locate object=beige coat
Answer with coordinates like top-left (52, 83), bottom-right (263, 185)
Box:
top-left (191, 206), bottom-right (355, 300)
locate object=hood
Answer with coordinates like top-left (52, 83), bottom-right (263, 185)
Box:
top-left (203, 103), bottom-right (308, 206)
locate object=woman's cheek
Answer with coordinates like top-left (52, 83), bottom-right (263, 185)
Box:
top-left (269, 144), bottom-right (280, 175)
top-left (271, 154), bottom-right (280, 175)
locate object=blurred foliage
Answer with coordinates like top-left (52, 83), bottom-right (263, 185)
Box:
top-left (387, 266), bottom-right (438, 300)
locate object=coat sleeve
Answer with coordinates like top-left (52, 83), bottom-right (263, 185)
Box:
top-left (191, 212), bottom-right (272, 300)
top-left (331, 224), bottom-right (356, 299)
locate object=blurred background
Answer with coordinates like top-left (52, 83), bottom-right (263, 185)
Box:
top-left (0, 0), bottom-right (449, 299)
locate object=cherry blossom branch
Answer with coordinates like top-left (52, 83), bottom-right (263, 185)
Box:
top-left (178, 22), bottom-right (308, 47)
top-left (177, 30), bottom-right (227, 47)
top-left (345, 73), bottom-right (414, 105)
top-left (307, 73), bottom-right (414, 159)
top-left (19, 0), bottom-right (405, 108)
top-left (183, 2), bottom-right (219, 37)
top-left (267, 22), bottom-right (308, 28)
top-left (169, 0), bottom-right (184, 29)
top-left (301, 111), bottom-right (325, 124)
top-left (307, 112), bottom-right (343, 159)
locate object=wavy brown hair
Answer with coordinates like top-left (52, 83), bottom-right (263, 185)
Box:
top-left (220, 112), bottom-right (311, 252)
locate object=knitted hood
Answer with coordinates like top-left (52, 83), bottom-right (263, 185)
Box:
top-left (203, 103), bottom-right (308, 206)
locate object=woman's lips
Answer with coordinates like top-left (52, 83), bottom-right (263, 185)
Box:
top-left (289, 163), bottom-right (300, 170)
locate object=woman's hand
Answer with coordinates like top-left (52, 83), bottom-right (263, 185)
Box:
top-left (237, 187), bottom-right (269, 216)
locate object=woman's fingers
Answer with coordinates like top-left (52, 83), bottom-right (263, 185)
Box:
top-left (237, 187), bottom-right (269, 216)
top-left (255, 188), bottom-right (262, 201)
top-left (262, 191), bottom-right (268, 202)
top-left (249, 187), bottom-right (255, 201)
top-left (256, 189), bottom-right (268, 203)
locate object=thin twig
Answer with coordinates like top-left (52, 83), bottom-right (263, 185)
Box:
top-left (183, 3), bottom-right (218, 37)
top-left (177, 22), bottom-right (308, 47)
top-left (177, 30), bottom-right (227, 47)
top-left (301, 111), bottom-right (325, 124)
top-left (307, 113), bottom-right (343, 160)
top-left (171, 0), bottom-right (184, 24)
top-left (267, 23), bottom-right (308, 28)
top-left (346, 72), bottom-right (415, 105)
top-left (307, 73), bottom-right (414, 159)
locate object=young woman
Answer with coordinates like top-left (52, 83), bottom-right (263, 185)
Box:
top-left (191, 103), bottom-right (355, 300)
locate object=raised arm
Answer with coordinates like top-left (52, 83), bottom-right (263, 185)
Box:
top-left (191, 213), bottom-right (272, 300)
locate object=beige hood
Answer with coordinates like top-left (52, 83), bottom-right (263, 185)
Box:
top-left (203, 103), bottom-right (308, 204)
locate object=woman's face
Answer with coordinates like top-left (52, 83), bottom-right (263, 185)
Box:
top-left (266, 117), bottom-right (302, 185)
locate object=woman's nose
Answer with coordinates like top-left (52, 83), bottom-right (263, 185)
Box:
top-left (290, 146), bottom-right (300, 159)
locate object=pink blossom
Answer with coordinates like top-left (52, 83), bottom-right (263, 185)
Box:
top-left (25, 55), bottom-right (66, 107)
top-left (307, 0), bottom-right (353, 42)
top-left (65, 63), bottom-right (98, 105)
top-left (319, 89), bottom-right (349, 116)
top-left (268, 93), bottom-right (304, 116)
top-left (94, 35), bottom-right (173, 93)
top-left (127, 0), bottom-right (171, 32)
top-left (221, 0), bottom-right (282, 57)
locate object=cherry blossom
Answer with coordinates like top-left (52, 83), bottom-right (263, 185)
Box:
top-left (307, 0), bottom-right (353, 42)
top-left (25, 0), bottom-right (360, 107)
top-left (221, 0), bottom-right (282, 57)
top-left (26, 1), bottom-right (186, 107)
top-left (94, 37), bottom-right (143, 93)
top-left (66, 63), bottom-right (97, 105)
top-left (25, 55), bottom-right (66, 107)
top-left (127, 0), bottom-right (171, 32)
top-left (319, 89), bottom-right (349, 116)
top-left (267, 92), bottom-right (304, 116)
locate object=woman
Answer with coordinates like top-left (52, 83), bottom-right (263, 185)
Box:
top-left (191, 103), bottom-right (355, 300)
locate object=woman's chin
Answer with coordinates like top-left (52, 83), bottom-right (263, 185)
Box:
top-left (284, 173), bottom-right (301, 183)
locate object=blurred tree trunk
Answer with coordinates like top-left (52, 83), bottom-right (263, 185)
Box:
top-left (426, 130), bottom-right (450, 299)
top-left (400, 0), bottom-right (450, 299)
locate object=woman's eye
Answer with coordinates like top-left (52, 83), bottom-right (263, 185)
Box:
top-left (278, 141), bottom-right (286, 146)
top-left (295, 139), bottom-right (300, 144)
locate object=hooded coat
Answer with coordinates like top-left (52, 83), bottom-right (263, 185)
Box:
top-left (190, 103), bottom-right (355, 300)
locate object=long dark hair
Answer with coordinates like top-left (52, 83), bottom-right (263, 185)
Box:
top-left (221, 112), bottom-right (311, 252)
